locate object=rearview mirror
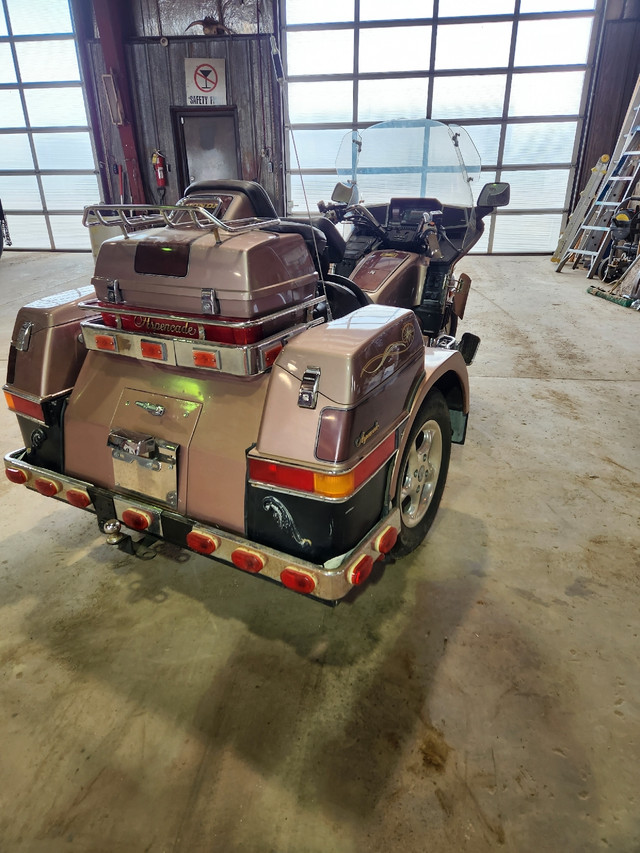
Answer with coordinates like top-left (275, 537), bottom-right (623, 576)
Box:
top-left (477, 182), bottom-right (510, 209)
top-left (331, 181), bottom-right (359, 206)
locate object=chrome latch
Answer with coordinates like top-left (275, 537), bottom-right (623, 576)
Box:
top-left (106, 278), bottom-right (123, 304)
top-left (14, 321), bottom-right (34, 352)
top-left (108, 429), bottom-right (156, 457)
top-left (298, 366), bottom-right (321, 409)
top-left (201, 288), bottom-right (219, 315)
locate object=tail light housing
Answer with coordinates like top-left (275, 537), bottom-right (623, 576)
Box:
top-left (231, 547), bottom-right (265, 573)
top-left (375, 526), bottom-right (398, 555)
top-left (347, 554), bottom-right (374, 586)
top-left (66, 488), bottom-right (92, 509)
top-left (187, 530), bottom-right (220, 555)
top-left (249, 434), bottom-right (395, 500)
top-left (4, 390), bottom-right (45, 423)
top-left (121, 508), bottom-right (152, 531)
top-left (5, 467), bottom-right (28, 485)
top-left (281, 568), bottom-right (316, 595)
top-left (34, 477), bottom-right (61, 497)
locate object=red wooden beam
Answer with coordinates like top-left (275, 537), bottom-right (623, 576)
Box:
top-left (92, 0), bottom-right (146, 203)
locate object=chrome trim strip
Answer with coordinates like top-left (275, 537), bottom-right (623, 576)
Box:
top-left (4, 448), bottom-right (401, 602)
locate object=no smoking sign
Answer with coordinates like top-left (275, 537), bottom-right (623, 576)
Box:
top-left (184, 58), bottom-right (227, 105)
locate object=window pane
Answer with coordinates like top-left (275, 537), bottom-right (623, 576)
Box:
top-left (0, 89), bottom-right (26, 126)
top-left (24, 87), bottom-right (87, 126)
top-left (492, 213), bottom-right (562, 251)
top-left (435, 22), bottom-right (512, 69)
top-left (0, 43), bottom-right (17, 83)
top-left (0, 174), bottom-right (41, 209)
top-left (288, 81), bottom-right (353, 123)
top-left (469, 226), bottom-right (489, 253)
top-left (286, 30), bottom-right (354, 75)
top-left (360, 0), bottom-right (434, 20)
top-left (2, 133), bottom-right (34, 169)
top-left (0, 6), bottom-right (7, 36)
top-left (6, 0), bottom-right (73, 34)
top-left (439, 0), bottom-right (514, 14)
top-left (288, 129), bottom-right (348, 170)
top-left (500, 168), bottom-right (570, 209)
top-left (515, 18), bottom-right (592, 66)
top-left (359, 77), bottom-right (428, 121)
top-left (15, 40), bottom-right (80, 82)
top-left (503, 121), bottom-right (576, 164)
top-left (464, 125), bottom-right (502, 166)
top-left (285, 0), bottom-right (354, 24)
top-left (359, 26), bottom-right (431, 73)
top-left (42, 174), bottom-right (100, 210)
top-left (288, 174), bottom-right (342, 213)
top-left (509, 71), bottom-right (584, 116)
top-left (432, 74), bottom-right (506, 119)
top-left (33, 132), bottom-right (94, 169)
top-left (3, 214), bottom-right (51, 249)
top-left (50, 215), bottom-right (91, 250)
top-left (520, 0), bottom-right (594, 10)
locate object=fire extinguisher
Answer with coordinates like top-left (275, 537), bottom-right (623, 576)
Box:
top-left (152, 150), bottom-right (166, 187)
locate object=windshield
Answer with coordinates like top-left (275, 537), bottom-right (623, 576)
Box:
top-left (335, 119), bottom-right (481, 208)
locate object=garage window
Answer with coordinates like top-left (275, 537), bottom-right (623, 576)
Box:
top-left (281, 0), bottom-right (600, 253)
top-left (0, 0), bottom-right (98, 250)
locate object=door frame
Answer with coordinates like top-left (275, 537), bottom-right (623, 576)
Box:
top-left (170, 106), bottom-right (241, 195)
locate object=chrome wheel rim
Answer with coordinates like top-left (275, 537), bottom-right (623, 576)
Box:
top-left (400, 418), bottom-right (443, 528)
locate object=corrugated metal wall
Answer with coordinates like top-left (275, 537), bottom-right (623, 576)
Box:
top-left (84, 32), bottom-right (283, 211)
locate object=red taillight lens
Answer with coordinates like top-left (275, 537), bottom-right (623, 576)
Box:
top-left (231, 548), bottom-right (265, 573)
top-left (186, 530), bottom-right (220, 555)
top-left (249, 434), bottom-right (395, 499)
top-left (140, 340), bottom-right (166, 360)
top-left (66, 488), bottom-right (92, 508)
top-left (121, 508), bottom-right (152, 531)
top-left (34, 477), bottom-right (61, 497)
top-left (249, 459), bottom-right (315, 493)
top-left (347, 554), bottom-right (374, 586)
top-left (4, 390), bottom-right (45, 422)
top-left (95, 334), bottom-right (117, 352)
top-left (281, 568), bottom-right (316, 595)
top-left (5, 467), bottom-right (28, 484)
top-left (375, 526), bottom-right (398, 555)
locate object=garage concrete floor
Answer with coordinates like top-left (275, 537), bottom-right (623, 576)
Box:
top-left (0, 250), bottom-right (638, 853)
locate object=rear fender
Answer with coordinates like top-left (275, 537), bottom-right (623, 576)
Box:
top-left (390, 348), bottom-right (469, 498)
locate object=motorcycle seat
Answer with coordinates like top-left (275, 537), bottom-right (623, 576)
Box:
top-left (183, 179), bottom-right (278, 218)
top-left (284, 215), bottom-right (346, 264)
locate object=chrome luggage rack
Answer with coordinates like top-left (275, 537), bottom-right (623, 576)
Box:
top-left (82, 203), bottom-right (280, 240)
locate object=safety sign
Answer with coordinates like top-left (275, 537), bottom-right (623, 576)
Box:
top-left (184, 58), bottom-right (227, 105)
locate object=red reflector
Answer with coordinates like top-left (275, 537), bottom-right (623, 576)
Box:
top-left (4, 390), bottom-right (45, 422)
top-left (122, 508), bottom-right (152, 531)
top-left (264, 344), bottom-right (282, 367)
top-left (248, 459), bottom-right (315, 493)
top-left (347, 554), bottom-right (374, 586)
top-left (186, 530), bottom-right (220, 555)
top-left (34, 477), bottom-right (61, 497)
top-left (375, 526), bottom-right (398, 555)
top-left (95, 334), bottom-right (117, 351)
top-left (192, 350), bottom-right (218, 369)
top-left (140, 340), bottom-right (166, 360)
top-left (281, 568), bottom-right (316, 595)
top-left (5, 467), bottom-right (28, 485)
top-left (231, 548), bottom-right (265, 573)
top-left (66, 488), bottom-right (92, 508)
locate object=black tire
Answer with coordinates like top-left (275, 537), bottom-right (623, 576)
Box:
top-left (392, 389), bottom-right (452, 557)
